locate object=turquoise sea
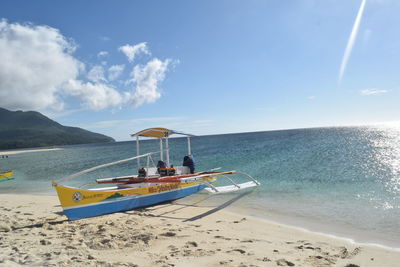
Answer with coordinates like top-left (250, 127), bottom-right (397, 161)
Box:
top-left (1, 126), bottom-right (400, 248)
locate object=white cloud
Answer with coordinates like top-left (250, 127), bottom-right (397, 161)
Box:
top-left (97, 51), bottom-right (108, 57)
top-left (63, 79), bottom-right (126, 110)
top-left (307, 96), bottom-right (316, 100)
top-left (85, 116), bottom-right (184, 129)
top-left (119, 42), bottom-right (150, 62)
top-left (360, 88), bottom-right (388, 95)
top-left (0, 20), bottom-right (137, 112)
top-left (87, 65), bottom-right (107, 83)
top-left (0, 19), bottom-right (82, 111)
top-left (108, 64), bottom-right (125, 81)
top-left (0, 20), bottom-right (173, 113)
top-left (129, 58), bottom-right (170, 107)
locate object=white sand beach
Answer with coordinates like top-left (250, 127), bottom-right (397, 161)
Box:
top-left (0, 148), bottom-right (62, 156)
top-left (0, 194), bottom-right (399, 267)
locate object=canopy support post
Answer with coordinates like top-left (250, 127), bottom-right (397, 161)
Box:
top-left (166, 137), bottom-right (170, 167)
top-left (136, 136), bottom-right (140, 169)
top-left (159, 138), bottom-right (164, 161)
top-left (187, 137), bottom-right (191, 155)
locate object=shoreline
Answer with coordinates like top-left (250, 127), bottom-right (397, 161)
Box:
top-left (175, 192), bottom-right (400, 251)
top-left (1, 193), bottom-right (399, 266)
top-left (254, 214), bottom-right (400, 252)
top-left (229, 206), bottom-right (400, 251)
top-left (0, 147), bottom-right (62, 156)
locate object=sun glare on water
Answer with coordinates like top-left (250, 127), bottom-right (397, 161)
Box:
top-left (365, 124), bottom-right (400, 207)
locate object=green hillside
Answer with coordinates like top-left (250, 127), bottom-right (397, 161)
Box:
top-left (0, 108), bottom-right (115, 149)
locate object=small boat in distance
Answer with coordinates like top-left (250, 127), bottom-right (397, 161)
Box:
top-left (0, 170), bottom-right (14, 182)
top-left (53, 128), bottom-right (260, 220)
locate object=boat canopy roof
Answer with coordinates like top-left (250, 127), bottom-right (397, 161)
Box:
top-left (131, 127), bottom-right (194, 138)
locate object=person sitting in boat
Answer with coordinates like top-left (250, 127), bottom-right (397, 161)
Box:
top-left (183, 155), bottom-right (195, 174)
top-left (138, 168), bottom-right (147, 178)
top-left (157, 160), bottom-right (166, 174)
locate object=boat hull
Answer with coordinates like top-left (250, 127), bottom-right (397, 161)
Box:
top-left (0, 170), bottom-right (14, 182)
top-left (54, 182), bottom-right (207, 220)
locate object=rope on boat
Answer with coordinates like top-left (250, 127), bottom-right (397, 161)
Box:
top-left (55, 152), bottom-right (154, 184)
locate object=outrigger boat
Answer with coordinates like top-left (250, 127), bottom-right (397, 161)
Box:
top-left (53, 128), bottom-right (260, 220)
top-left (0, 170), bottom-right (14, 182)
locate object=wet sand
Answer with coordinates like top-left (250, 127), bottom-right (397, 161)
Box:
top-left (0, 194), bottom-right (399, 266)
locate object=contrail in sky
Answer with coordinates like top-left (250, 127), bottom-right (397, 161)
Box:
top-left (338, 0), bottom-right (366, 84)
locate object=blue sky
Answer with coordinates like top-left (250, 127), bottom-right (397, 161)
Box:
top-left (1, 0), bottom-right (400, 140)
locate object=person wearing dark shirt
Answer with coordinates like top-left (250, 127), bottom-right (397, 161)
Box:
top-left (157, 160), bottom-right (166, 174)
top-left (182, 155), bottom-right (195, 174)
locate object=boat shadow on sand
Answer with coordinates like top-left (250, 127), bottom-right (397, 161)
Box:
top-left (129, 190), bottom-right (252, 222)
top-left (9, 191), bottom-right (250, 231)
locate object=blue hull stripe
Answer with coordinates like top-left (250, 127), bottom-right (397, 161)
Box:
top-left (63, 184), bottom-right (206, 220)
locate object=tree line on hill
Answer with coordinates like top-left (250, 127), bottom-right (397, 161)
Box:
top-left (0, 108), bottom-right (114, 149)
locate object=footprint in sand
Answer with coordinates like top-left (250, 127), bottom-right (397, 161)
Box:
top-left (338, 247), bottom-right (361, 259)
top-left (240, 239), bottom-right (254, 243)
top-left (306, 255), bottom-right (336, 266)
top-left (227, 248), bottom-right (246, 254)
top-left (185, 241), bottom-right (198, 247)
top-left (214, 235), bottom-right (231, 240)
top-left (160, 231), bottom-right (176, 237)
top-left (232, 217), bottom-right (247, 224)
top-left (276, 258), bottom-right (295, 266)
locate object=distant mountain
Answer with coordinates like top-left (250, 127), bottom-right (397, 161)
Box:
top-left (0, 107), bottom-right (115, 149)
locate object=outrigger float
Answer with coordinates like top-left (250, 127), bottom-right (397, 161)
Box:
top-left (53, 128), bottom-right (260, 220)
top-left (0, 170), bottom-right (14, 182)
